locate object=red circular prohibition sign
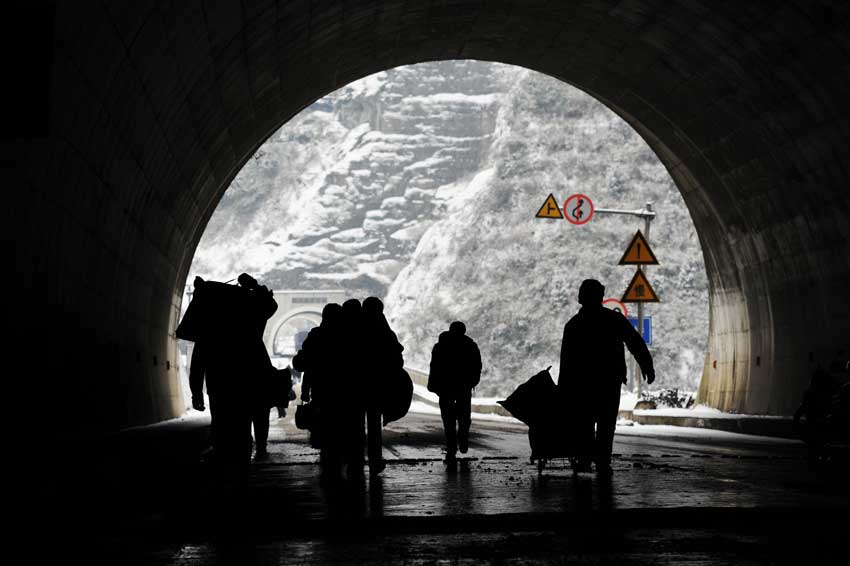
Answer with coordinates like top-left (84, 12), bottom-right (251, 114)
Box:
top-left (602, 298), bottom-right (629, 318)
top-left (563, 193), bottom-right (594, 225)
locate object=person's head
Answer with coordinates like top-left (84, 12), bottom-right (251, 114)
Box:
top-left (363, 296), bottom-right (384, 315)
top-left (321, 303), bottom-right (342, 325)
top-left (578, 279), bottom-right (605, 306)
top-left (449, 321), bottom-right (466, 335)
top-left (237, 273), bottom-right (258, 289)
top-left (342, 298), bottom-right (362, 318)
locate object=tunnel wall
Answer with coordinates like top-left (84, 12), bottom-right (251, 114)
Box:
top-left (5, 1), bottom-right (850, 440)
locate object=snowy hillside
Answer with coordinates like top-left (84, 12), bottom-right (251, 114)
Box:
top-left (188, 61), bottom-right (709, 396)
top-left (192, 61), bottom-right (509, 292)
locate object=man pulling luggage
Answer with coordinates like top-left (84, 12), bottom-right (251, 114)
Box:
top-left (559, 279), bottom-right (655, 476)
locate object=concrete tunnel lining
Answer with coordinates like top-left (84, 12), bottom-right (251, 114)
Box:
top-left (7, 1), bottom-right (850, 438)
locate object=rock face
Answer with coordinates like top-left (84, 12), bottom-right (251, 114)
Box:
top-left (190, 61), bottom-right (709, 397)
top-left (193, 61), bottom-right (508, 293)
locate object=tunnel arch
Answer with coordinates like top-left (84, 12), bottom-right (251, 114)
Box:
top-left (13, 1), bottom-right (850, 435)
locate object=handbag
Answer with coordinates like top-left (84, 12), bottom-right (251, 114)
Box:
top-left (294, 402), bottom-right (317, 431)
top-left (382, 368), bottom-right (413, 426)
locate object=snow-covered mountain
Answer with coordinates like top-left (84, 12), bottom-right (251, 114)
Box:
top-left (189, 61), bottom-right (709, 397)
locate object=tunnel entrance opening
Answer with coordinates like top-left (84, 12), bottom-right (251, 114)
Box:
top-left (180, 60), bottom-right (710, 414)
top-left (21, 3), bottom-right (850, 441)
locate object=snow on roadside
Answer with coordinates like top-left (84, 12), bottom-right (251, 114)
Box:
top-left (616, 423), bottom-right (802, 445)
top-left (633, 406), bottom-right (791, 420)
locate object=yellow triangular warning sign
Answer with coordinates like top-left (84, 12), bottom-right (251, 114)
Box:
top-left (618, 230), bottom-right (659, 265)
top-left (622, 268), bottom-right (660, 303)
top-left (535, 193), bottom-right (563, 219)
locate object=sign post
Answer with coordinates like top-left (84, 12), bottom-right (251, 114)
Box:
top-left (613, 204), bottom-right (659, 394)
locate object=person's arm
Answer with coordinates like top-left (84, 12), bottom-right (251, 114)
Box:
top-left (621, 316), bottom-right (655, 384)
top-left (261, 286), bottom-right (278, 319)
top-left (470, 341), bottom-right (482, 389)
top-left (427, 343), bottom-right (441, 394)
top-left (301, 372), bottom-right (312, 403)
top-left (293, 350), bottom-right (311, 402)
top-left (388, 329), bottom-right (405, 368)
top-left (557, 323), bottom-right (571, 386)
top-left (292, 329), bottom-right (316, 373)
top-left (189, 343), bottom-right (206, 411)
top-left (293, 330), bottom-right (317, 401)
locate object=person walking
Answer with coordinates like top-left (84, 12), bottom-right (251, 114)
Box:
top-left (361, 296), bottom-right (404, 476)
top-left (187, 273), bottom-right (278, 486)
top-left (428, 321), bottom-right (482, 464)
top-left (337, 298), bottom-right (367, 479)
top-left (237, 273), bottom-right (278, 461)
top-left (293, 302), bottom-right (343, 471)
top-left (558, 279), bottom-right (655, 476)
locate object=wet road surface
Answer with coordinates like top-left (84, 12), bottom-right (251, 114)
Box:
top-left (54, 412), bottom-right (850, 564)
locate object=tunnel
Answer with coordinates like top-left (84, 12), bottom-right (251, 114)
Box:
top-left (6, 1), bottom-right (850, 448)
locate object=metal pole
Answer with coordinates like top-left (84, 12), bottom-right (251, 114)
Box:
top-left (635, 203), bottom-right (652, 395)
top-left (593, 203), bottom-right (656, 395)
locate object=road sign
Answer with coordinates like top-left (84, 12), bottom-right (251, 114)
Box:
top-left (602, 298), bottom-right (628, 318)
top-left (618, 229), bottom-right (659, 265)
top-left (535, 193), bottom-right (563, 219)
top-left (622, 268), bottom-right (660, 303)
top-left (628, 316), bottom-right (652, 345)
top-left (563, 193), bottom-right (594, 225)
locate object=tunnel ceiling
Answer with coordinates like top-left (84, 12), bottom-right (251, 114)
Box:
top-left (8, 0), bottom-right (850, 432)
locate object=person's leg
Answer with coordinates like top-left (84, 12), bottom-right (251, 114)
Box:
top-left (319, 404), bottom-right (340, 478)
top-left (367, 408), bottom-right (384, 474)
top-left (240, 403), bottom-right (254, 480)
top-left (567, 403), bottom-right (594, 472)
top-left (594, 381), bottom-right (622, 472)
top-left (208, 394), bottom-right (221, 456)
top-left (457, 390), bottom-right (472, 454)
top-left (253, 403), bottom-right (270, 457)
top-left (213, 397), bottom-right (246, 486)
top-left (343, 406), bottom-right (365, 479)
top-left (439, 396), bottom-right (458, 459)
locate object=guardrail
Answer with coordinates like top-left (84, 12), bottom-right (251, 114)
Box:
top-left (405, 366), bottom-right (514, 418)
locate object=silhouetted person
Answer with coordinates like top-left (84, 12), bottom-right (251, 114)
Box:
top-left (188, 273), bottom-right (277, 485)
top-left (428, 321), bottom-right (482, 463)
top-left (559, 279), bottom-right (655, 476)
top-left (294, 302), bottom-right (343, 462)
top-left (794, 367), bottom-right (843, 459)
top-left (338, 298), bottom-right (367, 479)
top-left (236, 273), bottom-right (278, 460)
top-left (362, 296), bottom-right (405, 476)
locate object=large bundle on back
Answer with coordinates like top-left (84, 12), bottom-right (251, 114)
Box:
top-left (176, 280), bottom-right (259, 343)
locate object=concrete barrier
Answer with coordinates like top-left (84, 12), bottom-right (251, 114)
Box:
top-left (409, 366), bottom-right (799, 436)
top-left (630, 410), bottom-right (797, 439)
